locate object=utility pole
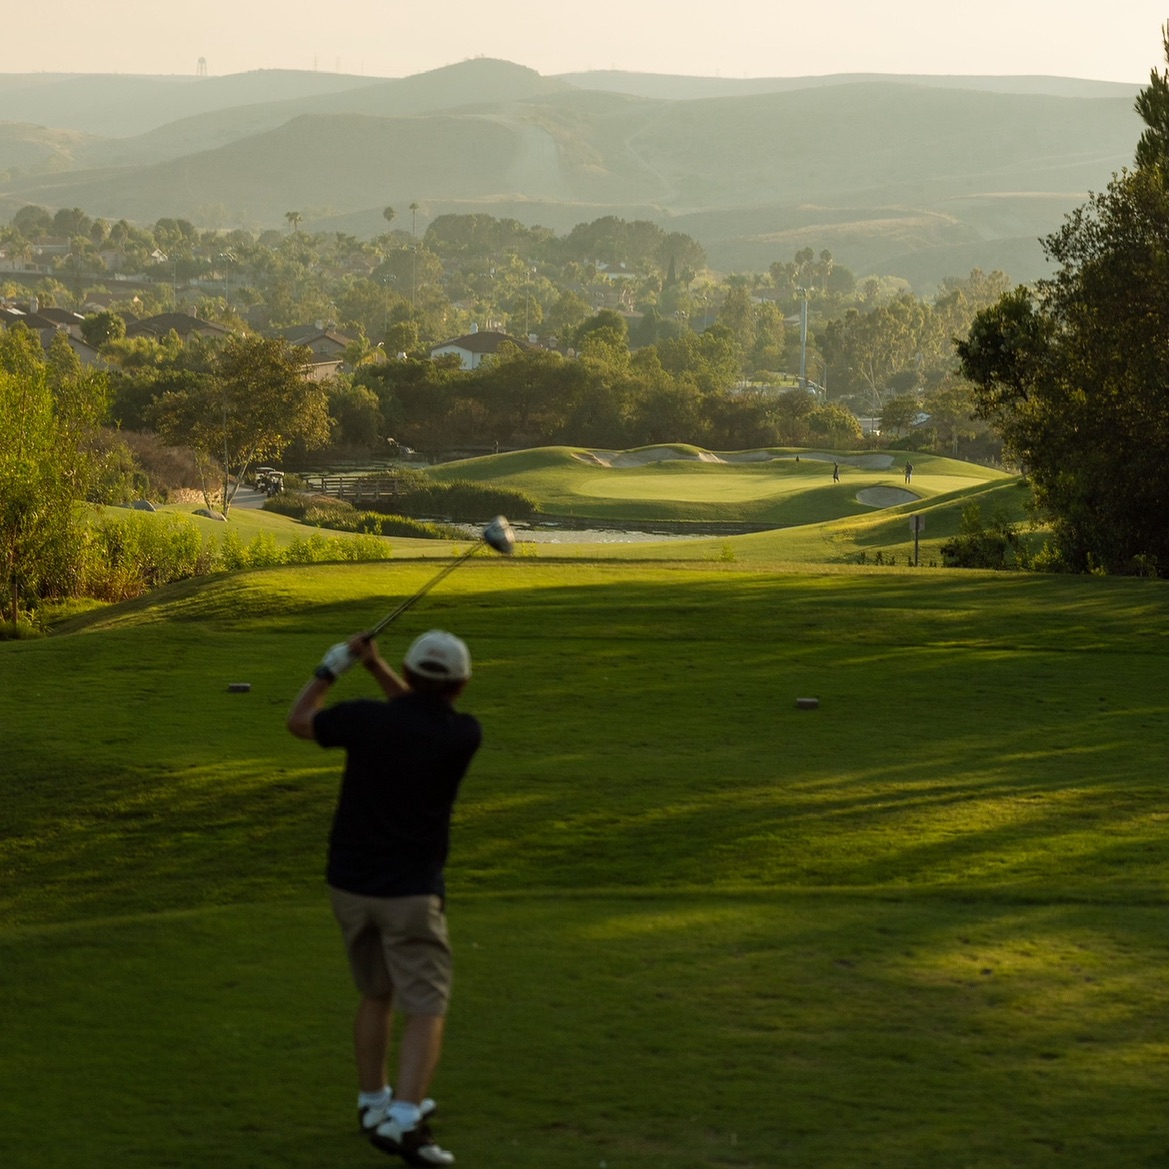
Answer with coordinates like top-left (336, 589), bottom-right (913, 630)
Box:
top-left (409, 201), bottom-right (420, 310)
top-left (798, 287), bottom-right (809, 389)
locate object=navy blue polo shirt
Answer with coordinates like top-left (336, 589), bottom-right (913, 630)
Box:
top-left (314, 691), bottom-right (482, 898)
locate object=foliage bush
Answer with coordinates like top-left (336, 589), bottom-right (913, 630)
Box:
top-left (84, 512), bottom-right (216, 598)
top-left (97, 430), bottom-right (204, 502)
top-left (382, 479), bottom-right (536, 522)
top-left (939, 503), bottom-right (1023, 570)
top-left (217, 527), bottom-right (392, 569)
top-left (262, 491), bottom-right (354, 521)
top-left (283, 532), bottom-right (391, 564)
top-left (310, 510), bottom-right (461, 540)
top-left (0, 617), bottom-right (42, 640)
top-left (5, 509), bottom-right (399, 614)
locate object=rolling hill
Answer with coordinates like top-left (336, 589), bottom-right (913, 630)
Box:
top-left (0, 58), bottom-right (1145, 286)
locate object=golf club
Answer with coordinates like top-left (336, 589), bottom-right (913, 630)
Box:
top-left (364, 514), bottom-right (515, 639)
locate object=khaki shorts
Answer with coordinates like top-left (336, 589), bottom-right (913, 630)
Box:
top-left (329, 889), bottom-right (453, 1016)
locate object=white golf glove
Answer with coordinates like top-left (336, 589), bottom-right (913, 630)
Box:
top-left (317, 641), bottom-right (355, 681)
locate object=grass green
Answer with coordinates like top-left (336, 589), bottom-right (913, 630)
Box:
top-left (0, 452), bottom-right (1156, 1167)
top-left (4, 546), bottom-right (1169, 1168)
top-left (425, 445), bottom-right (1010, 528)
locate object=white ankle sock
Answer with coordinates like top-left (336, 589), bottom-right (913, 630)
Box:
top-left (389, 1100), bottom-right (421, 1128)
top-left (359, 1086), bottom-right (391, 1108)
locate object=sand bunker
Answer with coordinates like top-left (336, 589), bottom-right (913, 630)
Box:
top-left (857, 486), bottom-right (918, 507)
top-left (798, 452), bottom-right (895, 470)
top-left (573, 447), bottom-right (896, 471)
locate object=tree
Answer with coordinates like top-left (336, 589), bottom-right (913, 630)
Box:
top-left (921, 377), bottom-right (979, 455)
top-left (0, 326), bottom-right (109, 624)
top-left (807, 401), bottom-right (863, 446)
top-left (328, 381), bottom-right (383, 450)
top-left (11, 204), bottom-right (53, 238)
top-left (148, 335), bottom-right (329, 516)
top-left (879, 394), bottom-right (920, 438)
top-left (81, 310), bottom-right (126, 350)
top-left (822, 295), bottom-right (929, 410)
top-left (284, 210), bottom-right (303, 234)
top-left (545, 290), bottom-right (592, 341)
top-left (1135, 22), bottom-right (1169, 173)
top-left (716, 286), bottom-right (756, 365)
top-left (774, 387), bottom-right (816, 444)
top-left (956, 33), bottom-right (1169, 573)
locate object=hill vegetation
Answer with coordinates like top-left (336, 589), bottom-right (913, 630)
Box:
top-left (0, 58), bottom-right (1143, 286)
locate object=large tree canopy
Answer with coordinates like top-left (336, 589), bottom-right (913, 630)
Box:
top-left (957, 38), bottom-right (1169, 573)
top-left (148, 335), bottom-right (329, 516)
top-left (0, 327), bottom-right (109, 623)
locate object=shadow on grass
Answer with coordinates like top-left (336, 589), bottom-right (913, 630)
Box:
top-left (3, 895), bottom-right (1169, 1169)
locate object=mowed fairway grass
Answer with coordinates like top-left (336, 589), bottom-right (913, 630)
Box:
top-left (3, 550), bottom-right (1169, 1169)
top-left (425, 445), bottom-right (1010, 527)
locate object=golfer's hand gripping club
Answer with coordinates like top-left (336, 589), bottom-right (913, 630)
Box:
top-left (317, 641), bottom-right (356, 681)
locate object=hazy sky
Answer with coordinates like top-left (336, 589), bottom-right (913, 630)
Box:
top-left (4, 1), bottom-right (1166, 83)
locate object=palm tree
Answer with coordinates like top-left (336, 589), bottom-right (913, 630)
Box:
top-left (285, 210), bottom-right (302, 234)
top-left (408, 201), bottom-right (420, 308)
top-left (383, 206), bottom-right (396, 230)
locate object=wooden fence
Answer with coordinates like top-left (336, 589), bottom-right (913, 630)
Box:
top-left (301, 475), bottom-right (405, 504)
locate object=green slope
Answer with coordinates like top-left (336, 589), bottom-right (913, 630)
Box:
top-left (426, 444), bottom-right (1010, 529)
top-left (3, 562), bottom-right (1169, 1168)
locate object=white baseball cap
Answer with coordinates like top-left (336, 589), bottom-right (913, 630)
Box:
top-left (403, 630), bottom-right (472, 681)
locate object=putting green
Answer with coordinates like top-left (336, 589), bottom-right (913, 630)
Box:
top-left (577, 468), bottom-right (811, 502)
top-left (427, 445), bottom-right (1011, 526)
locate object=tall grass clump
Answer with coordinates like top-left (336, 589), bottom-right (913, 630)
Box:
top-left (216, 528), bottom-right (393, 568)
top-left (309, 509), bottom-right (460, 540)
top-left (263, 491), bottom-right (353, 521)
top-left (282, 532), bottom-right (392, 563)
top-left (266, 483), bottom-right (532, 526)
top-left (79, 511), bottom-right (218, 601)
top-left (387, 479), bottom-right (536, 522)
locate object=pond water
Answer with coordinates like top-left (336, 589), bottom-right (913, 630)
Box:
top-left (451, 521), bottom-right (728, 545)
top-left (519, 526), bottom-right (710, 544)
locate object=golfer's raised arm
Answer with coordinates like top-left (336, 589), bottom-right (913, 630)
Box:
top-left (352, 633), bottom-right (408, 699)
top-left (287, 675), bottom-right (329, 740)
top-left (286, 638), bottom-right (360, 739)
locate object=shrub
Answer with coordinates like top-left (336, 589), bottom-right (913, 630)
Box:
top-left (283, 532), bottom-right (393, 564)
top-left (939, 504), bottom-right (1022, 569)
top-left (383, 479), bottom-right (536, 522)
top-left (263, 492), bottom-right (354, 521)
top-left (218, 529), bottom-right (279, 570)
top-left (0, 616), bottom-right (42, 641)
top-left (81, 512), bottom-right (217, 600)
top-left (311, 510), bottom-right (460, 540)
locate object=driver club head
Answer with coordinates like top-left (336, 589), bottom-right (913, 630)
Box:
top-left (483, 515), bottom-right (516, 555)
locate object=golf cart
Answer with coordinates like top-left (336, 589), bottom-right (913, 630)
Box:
top-left (254, 467), bottom-right (285, 496)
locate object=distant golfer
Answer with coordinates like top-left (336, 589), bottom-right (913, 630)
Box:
top-left (287, 629), bottom-right (481, 1167)
top-left (905, 462), bottom-right (914, 483)
top-left (832, 462), bottom-right (840, 483)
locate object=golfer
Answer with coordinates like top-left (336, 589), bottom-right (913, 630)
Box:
top-left (287, 629), bottom-right (482, 1167)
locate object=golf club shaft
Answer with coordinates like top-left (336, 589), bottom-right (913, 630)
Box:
top-left (366, 543), bottom-right (481, 638)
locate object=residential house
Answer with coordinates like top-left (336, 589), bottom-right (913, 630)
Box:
top-left (0, 304), bottom-right (105, 367)
top-left (429, 327), bottom-right (533, 370)
top-left (35, 306), bottom-right (87, 339)
top-left (265, 322), bottom-right (354, 359)
top-left (302, 355), bottom-right (344, 382)
top-left (125, 312), bottom-right (233, 342)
